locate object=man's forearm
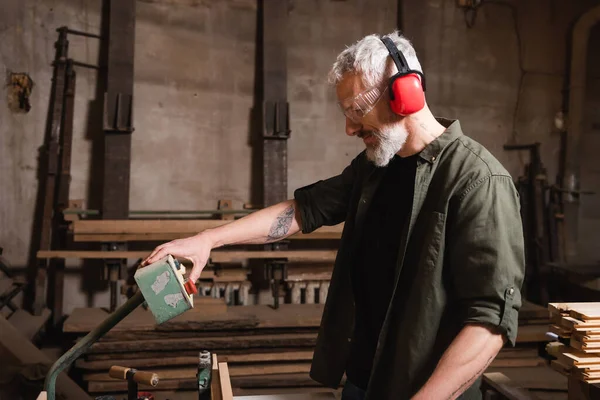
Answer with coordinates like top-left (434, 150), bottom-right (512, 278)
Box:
top-left (204, 200), bottom-right (302, 248)
top-left (412, 324), bottom-right (504, 400)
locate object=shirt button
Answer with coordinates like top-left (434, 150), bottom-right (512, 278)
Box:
top-left (508, 287), bottom-right (515, 295)
top-left (431, 156), bottom-right (436, 162)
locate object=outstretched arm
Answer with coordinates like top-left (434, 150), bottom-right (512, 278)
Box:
top-left (141, 200), bottom-right (302, 282)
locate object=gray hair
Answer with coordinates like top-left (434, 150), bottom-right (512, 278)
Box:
top-left (328, 31), bottom-right (422, 89)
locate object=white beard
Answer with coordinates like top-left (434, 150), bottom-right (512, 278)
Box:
top-left (365, 124), bottom-right (408, 167)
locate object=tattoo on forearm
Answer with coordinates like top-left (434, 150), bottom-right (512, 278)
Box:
top-left (447, 354), bottom-right (495, 400)
top-left (267, 205), bottom-right (295, 241)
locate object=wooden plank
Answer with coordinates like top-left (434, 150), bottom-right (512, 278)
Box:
top-left (557, 346), bottom-right (600, 366)
top-left (489, 357), bottom-right (546, 368)
top-left (75, 231), bottom-right (342, 241)
top-left (0, 315), bottom-right (91, 399)
top-left (88, 372), bottom-right (320, 392)
top-left (84, 346), bottom-right (312, 361)
top-left (286, 264), bottom-right (333, 281)
top-left (7, 308), bottom-right (51, 341)
top-left (37, 249), bottom-right (337, 263)
top-left (211, 353), bottom-right (221, 400)
top-left (87, 327), bottom-right (316, 342)
top-left (218, 362), bottom-right (234, 400)
top-left (482, 372), bottom-right (542, 400)
top-left (497, 348), bottom-right (540, 359)
top-left (549, 302), bottom-right (600, 321)
top-left (559, 315), bottom-right (600, 330)
top-left (72, 219), bottom-right (342, 239)
top-left (485, 366), bottom-right (568, 391)
top-left (83, 362), bottom-right (311, 381)
top-left (76, 351), bottom-right (314, 370)
top-left (515, 324), bottom-right (548, 343)
top-left (64, 303), bottom-right (324, 333)
top-left (88, 333), bottom-right (317, 353)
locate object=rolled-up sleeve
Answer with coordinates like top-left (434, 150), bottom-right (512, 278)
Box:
top-left (293, 155), bottom-right (360, 234)
top-left (448, 174), bottom-right (525, 346)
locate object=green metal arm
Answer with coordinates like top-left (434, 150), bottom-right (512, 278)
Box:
top-left (44, 291), bottom-right (145, 400)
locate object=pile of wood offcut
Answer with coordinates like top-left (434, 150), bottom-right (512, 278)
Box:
top-left (547, 302), bottom-right (600, 384)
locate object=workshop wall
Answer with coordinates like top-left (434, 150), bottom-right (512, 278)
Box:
top-left (1, 0), bottom-right (599, 313)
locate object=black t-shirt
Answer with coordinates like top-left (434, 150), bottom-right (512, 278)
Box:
top-left (346, 153), bottom-right (418, 390)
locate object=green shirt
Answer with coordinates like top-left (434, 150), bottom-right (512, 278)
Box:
top-left (294, 118), bottom-right (525, 399)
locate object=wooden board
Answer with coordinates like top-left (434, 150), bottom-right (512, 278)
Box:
top-left (76, 350), bottom-right (314, 370)
top-left (557, 346), bottom-right (600, 366)
top-left (560, 315), bottom-right (600, 330)
top-left (83, 362), bottom-right (312, 381)
top-left (482, 372), bottom-right (542, 400)
top-left (484, 366), bottom-right (568, 391)
top-left (7, 308), bottom-right (51, 341)
top-left (87, 333), bottom-right (317, 353)
top-left (286, 265), bottom-right (333, 282)
top-left (549, 302), bottom-right (600, 321)
top-left (83, 346), bottom-right (313, 361)
top-left (87, 372), bottom-right (319, 392)
top-left (72, 219), bottom-right (343, 240)
top-left (64, 303), bottom-right (324, 333)
top-left (90, 334), bottom-right (317, 356)
top-left (515, 324), bottom-right (549, 343)
top-left (211, 353), bottom-right (221, 400)
top-left (497, 348), bottom-right (540, 359)
top-left (37, 249), bottom-right (337, 263)
top-left (489, 357), bottom-right (547, 368)
top-left (0, 315), bottom-right (91, 399)
top-left (218, 362), bottom-right (234, 400)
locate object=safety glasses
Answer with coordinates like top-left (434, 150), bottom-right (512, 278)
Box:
top-left (338, 86), bottom-right (388, 124)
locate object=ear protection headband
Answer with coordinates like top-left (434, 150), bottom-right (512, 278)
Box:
top-left (380, 36), bottom-right (426, 116)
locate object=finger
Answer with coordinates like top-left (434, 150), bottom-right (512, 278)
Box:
top-left (187, 257), bottom-right (206, 283)
top-left (144, 247), bottom-right (169, 266)
top-left (141, 245), bottom-right (164, 266)
top-left (144, 242), bottom-right (171, 266)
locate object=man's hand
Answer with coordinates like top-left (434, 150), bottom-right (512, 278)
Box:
top-left (139, 200), bottom-right (303, 284)
top-left (141, 232), bottom-right (214, 283)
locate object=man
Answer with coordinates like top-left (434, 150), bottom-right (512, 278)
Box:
top-left (143, 31), bottom-right (525, 399)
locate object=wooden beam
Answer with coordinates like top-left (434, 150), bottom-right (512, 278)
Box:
top-left (482, 372), bottom-right (542, 400)
top-left (211, 353), bottom-right (222, 400)
top-left (83, 362), bottom-right (310, 381)
top-left (102, 0), bottom-right (136, 219)
top-left (218, 362), bottom-right (234, 400)
top-left (64, 303), bottom-right (324, 333)
top-left (72, 219), bottom-right (343, 240)
top-left (76, 351), bottom-right (314, 370)
top-left (87, 333), bottom-right (317, 353)
top-left (37, 249), bottom-right (337, 263)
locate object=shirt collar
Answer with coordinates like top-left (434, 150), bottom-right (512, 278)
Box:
top-left (418, 117), bottom-right (463, 164)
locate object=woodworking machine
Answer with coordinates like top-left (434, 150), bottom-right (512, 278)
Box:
top-left (38, 255), bottom-right (198, 400)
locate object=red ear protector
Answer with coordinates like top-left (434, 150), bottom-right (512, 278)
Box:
top-left (380, 36), bottom-right (426, 116)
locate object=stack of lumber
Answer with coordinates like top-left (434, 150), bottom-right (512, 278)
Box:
top-left (63, 298), bottom-right (324, 395)
top-left (62, 299), bottom-right (550, 396)
top-left (547, 302), bottom-right (600, 384)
